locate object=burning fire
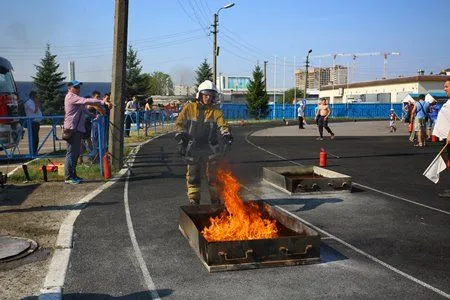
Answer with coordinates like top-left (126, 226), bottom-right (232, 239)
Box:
top-left (202, 168), bottom-right (278, 242)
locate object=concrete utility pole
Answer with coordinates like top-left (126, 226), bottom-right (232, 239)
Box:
top-left (212, 13), bottom-right (218, 84)
top-left (263, 60), bottom-right (268, 92)
top-left (212, 3), bottom-right (235, 85)
top-left (304, 49), bottom-right (312, 100)
top-left (109, 0), bottom-right (128, 170)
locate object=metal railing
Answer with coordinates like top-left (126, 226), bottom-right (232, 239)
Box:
top-left (0, 110), bottom-right (178, 176)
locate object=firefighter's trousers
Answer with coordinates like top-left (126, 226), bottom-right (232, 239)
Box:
top-left (186, 158), bottom-right (219, 204)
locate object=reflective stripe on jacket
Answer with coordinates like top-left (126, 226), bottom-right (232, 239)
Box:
top-left (175, 101), bottom-right (229, 145)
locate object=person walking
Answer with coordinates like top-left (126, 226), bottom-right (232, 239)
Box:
top-left (389, 108), bottom-right (399, 133)
top-left (175, 80), bottom-right (233, 205)
top-left (24, 91), bottom-right (42, 154)
top-left (63, 81), bottom-right (109, 184)
top-left (297, 99), bottom-right (305, 129)
top-left (315, 98), bottom-right (335, 140)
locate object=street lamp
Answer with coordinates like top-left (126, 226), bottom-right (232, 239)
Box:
top-left (212, 2), bottom-right (235, 85)
top-left (304, 49), bottom-right (312, 100)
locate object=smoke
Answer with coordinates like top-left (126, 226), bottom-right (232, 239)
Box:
top-left (169, 65), bottom-right (195, 86)
top-left (4, 23), bottom-right (31, 47)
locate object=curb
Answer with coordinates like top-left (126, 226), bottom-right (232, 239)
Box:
top-left (38, 134), bottom-right (168, 300)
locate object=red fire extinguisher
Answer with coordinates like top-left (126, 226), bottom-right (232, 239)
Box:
top-left (103, 152), bottom-right (111, 179)
top-left (319, 148), bottom-right (327, 167)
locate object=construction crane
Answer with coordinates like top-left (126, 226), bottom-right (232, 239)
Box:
top-left (310, 52), bottom-right (400, 82)
top-left (382, 52), bottom-right (400, 79)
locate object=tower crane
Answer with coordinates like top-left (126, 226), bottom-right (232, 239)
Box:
top-left (382, 52), bottom-right (400, 79)
top-left (310, 51), bottom-right (400, 83)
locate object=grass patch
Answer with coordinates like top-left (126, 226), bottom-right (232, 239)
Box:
top-left (8, 158), bottom-right (102, 183)
top-left (125, 124), bottom-right (176, 143)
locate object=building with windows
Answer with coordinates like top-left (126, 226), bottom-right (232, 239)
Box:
top-left (173, 85), bottom-right (193, 96)
top-left (318, 75), bottom-right (450, 104)
top-left (295, 65), bottom-right (348, 90)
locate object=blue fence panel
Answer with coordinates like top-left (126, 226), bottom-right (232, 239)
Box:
top-left (221, 103), bottom-right (403, 120)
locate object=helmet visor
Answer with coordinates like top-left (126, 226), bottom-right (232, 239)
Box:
top-left (200, 89), bottom-right (217, 96)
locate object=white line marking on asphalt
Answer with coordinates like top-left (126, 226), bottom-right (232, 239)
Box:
top-left (353, 182), bottom-right (450, 215)
top-left (41, 168), bottom-right (127, 298)
top-left (40, 133), bottom-right (168, 299)
top-left (274, 205), bottom-right (450, 299)
top-left (122, 134), bottom-right (171, 299)
top-left (244, 133), bottom-right (450, 298)
top-left (245, 134), bottom-right (450, 215)
top-left (124, 169), bottom-right (160, 300)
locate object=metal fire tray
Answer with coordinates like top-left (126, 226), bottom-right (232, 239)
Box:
top-left (263, 166), bottom-right (352, 194)
top-left (179, 201), bottom-right (320, 272)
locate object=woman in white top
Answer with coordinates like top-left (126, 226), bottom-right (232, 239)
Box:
top-left (24, 91), bottom-right (43, 154)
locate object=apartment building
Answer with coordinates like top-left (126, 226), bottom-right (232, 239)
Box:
top-left (295, 65), bottom-right (348, 89)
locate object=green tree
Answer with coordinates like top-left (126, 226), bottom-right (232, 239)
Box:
top-left (194, 58), bottom-right (212, 88)
top-left (148, 71), bottom-right (174, 95)
top-left (126, 45), bottom-right (148, 97)
top-left (284, 88), bottom-right (305, 103)
top-left (32, 44), bottom-right (66, 115)
top-left (246, 65), bottom-right (269, 119)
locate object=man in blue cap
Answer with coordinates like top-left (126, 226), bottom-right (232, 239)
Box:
top-left (63, 80), bottom-right (111, 184)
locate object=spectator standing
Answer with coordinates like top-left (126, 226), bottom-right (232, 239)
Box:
top-left (24, 91), bottom-right (42, 154)
top-left (87, 91), bottom-right (105, 161)
top-left (427, 99), bottom-right (438, 140)
top-left (315, 98), bottom-right (335, 140)
top-left (144, 96), bottom-right (153, 128)
top-left (432, 79), bottom-right (450, 197)
top-left (102, 93), bottom-right (111, 118)
top-left (410, 94), bottom-right (430, 147)
top-left (63, 81), bottom-right (108, 184)
top-left (125, 96), bottom-right (139, 137)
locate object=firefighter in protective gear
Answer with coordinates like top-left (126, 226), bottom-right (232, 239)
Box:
top-left (175, 80), bottom-right (232, 205)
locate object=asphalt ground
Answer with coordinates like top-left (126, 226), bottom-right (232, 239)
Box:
top-left (62, 121), bottom-right (450, 299)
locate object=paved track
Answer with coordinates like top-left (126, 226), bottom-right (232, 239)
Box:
top-left (62, 121), bottom-right (450, 299)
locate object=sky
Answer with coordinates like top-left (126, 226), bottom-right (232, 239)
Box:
top-left (2, 0), bottom-right (449, 89)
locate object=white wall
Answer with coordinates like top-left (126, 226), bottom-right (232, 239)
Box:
top-left (319, 82), bottom-right (422, 103)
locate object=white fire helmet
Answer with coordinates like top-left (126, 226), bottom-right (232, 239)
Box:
top-left (196, 80), bottom-right (219, 101)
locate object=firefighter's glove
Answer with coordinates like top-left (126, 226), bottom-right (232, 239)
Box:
top-left (175, 132), bottom-right (189, 156)
top-left (222, 133), bottom-right (233, 152)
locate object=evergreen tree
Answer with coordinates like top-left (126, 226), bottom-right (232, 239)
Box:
top-left (126, 45), bottom-right (148, 98)
top-left (195, 58), bottom-right (213, 88)
top-left (246, 65), bottom-right (269, 119)
top-left (32, 44), bottom-right (66, 115)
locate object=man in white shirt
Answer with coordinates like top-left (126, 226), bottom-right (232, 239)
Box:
top-left (24, 91), bottom-right (43, 155)
top-left (297, 99), bottom-right (306, 129)
top-left (433, 79), bottom-right (450, 197)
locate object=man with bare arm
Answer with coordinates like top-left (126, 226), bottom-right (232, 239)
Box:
top-left (315, 98), bottom-right (335, 140)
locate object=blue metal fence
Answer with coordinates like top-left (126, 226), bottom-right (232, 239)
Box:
top-left (1, 103), bottom-right (404, 176)
top-left (220, 103), bottom-right (404, 120)
top-left (1, 111), bottom-right (176, 177)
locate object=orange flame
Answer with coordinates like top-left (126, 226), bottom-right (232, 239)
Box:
top-left (201, 168), bottom-right (278, 242)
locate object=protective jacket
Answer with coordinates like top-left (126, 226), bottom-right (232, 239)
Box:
top-left (175, 101), bottom-right (229, 162)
